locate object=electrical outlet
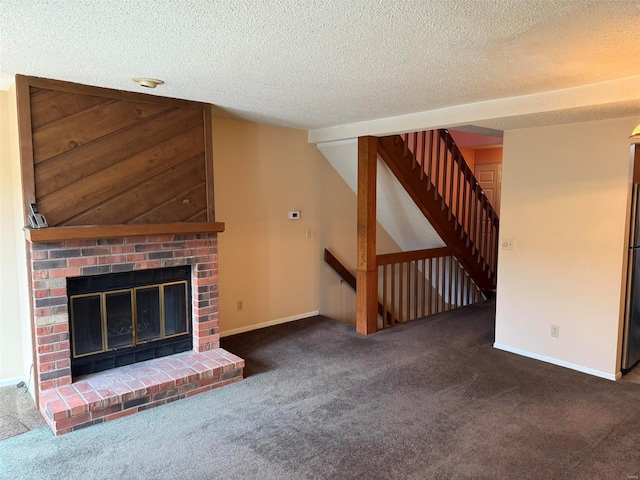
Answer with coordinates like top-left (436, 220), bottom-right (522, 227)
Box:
top-left (502, 239), bottom-right (514, 250)
top-left (237, 300), bottom-right (244, 311)
top-left (551, 324), bottom-right (559, 338)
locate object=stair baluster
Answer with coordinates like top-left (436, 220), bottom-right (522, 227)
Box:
top-left (377, 129), bottom-right (500, 293)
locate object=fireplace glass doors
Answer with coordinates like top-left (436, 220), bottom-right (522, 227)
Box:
top-left (68, 266), bottom-right (192, 377)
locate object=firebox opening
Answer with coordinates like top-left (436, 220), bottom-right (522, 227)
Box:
top-left (68, 266), bottom-right (193, 378)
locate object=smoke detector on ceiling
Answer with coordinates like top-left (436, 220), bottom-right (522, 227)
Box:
top-left (133, 78), bottom-right (164, 89)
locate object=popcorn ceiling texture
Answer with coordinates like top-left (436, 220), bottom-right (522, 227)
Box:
top-left (1, 1), bottom-right (640, 131)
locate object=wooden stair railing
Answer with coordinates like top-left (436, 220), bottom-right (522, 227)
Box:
top-left (324, 249), bottom-right (397, 326)
top-left (325, 247), bottom-right (484, 331)
top-left (377, 246), bottom-right (484, 329)
top-left (377, 129), bottom-right (499, 294)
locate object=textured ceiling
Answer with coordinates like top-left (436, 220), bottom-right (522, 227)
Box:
top-left (1, 1), bottom-right (640, 133)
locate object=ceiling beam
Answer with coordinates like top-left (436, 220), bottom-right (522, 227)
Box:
top-left (308, 75), bottom-right (640, 143)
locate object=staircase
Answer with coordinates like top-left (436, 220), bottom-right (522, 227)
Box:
top-left (377, 129), bottom-right (498, 294)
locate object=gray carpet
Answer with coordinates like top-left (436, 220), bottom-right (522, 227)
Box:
top-left (0, 385), bottom-right (45, 441)
top-left (1, 304), bottom-right (639, 479)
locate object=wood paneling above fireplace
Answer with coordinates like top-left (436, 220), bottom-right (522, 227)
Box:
top-left (16, 75), bottom-right (215, 226)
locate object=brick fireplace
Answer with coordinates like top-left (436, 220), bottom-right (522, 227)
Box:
top-left (13, 75), bottom-right (241, 435)
top-left (27, 231), bottom-right (244, 435)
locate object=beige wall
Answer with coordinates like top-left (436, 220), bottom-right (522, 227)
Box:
top-left (212, 118), bottom-right (398, 334)
top-left (3, 97), bottom-right (636, 385)
top-left (3, 94), bottom-right (636, 384)
top-left (0, 87), bottom-right (31, 386)
top-left (0, 109), bottom-right (401, 384)
top-left (0, 90), bottom-right (21, 382)
top-left (495, 116), bottom-right (640, 379)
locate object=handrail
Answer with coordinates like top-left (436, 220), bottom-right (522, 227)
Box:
top-left (377, 247), bottom-right (483, 329)
top-left (445, 128), bottom-right (499, 280)
top-left (396, 129), bottom-right (499, 282)
top-left (442, 129), bottom-right (499, 225)
top-left (324, 249), bottom-right (356, 290)
top-left (377, 246), bottom-right (458, 266)
top-left (324, 249), bottom-right (397, 327)
top-left (325, 248), bottom-right (483, 332)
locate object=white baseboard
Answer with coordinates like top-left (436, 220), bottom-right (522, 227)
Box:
top-left (493, 343), bottom-right (620, 381)
top-left (0, 376), bottom-right (24, 388)
top-left (220, 311), bottom-right (320, 338)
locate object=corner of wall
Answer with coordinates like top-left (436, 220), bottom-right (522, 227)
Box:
top-left (4, 83), bottom-right (33, 390)
top-left (211, 119), bottom-right (401, 334)
top-left (495, 116), bottom-right (640, 378)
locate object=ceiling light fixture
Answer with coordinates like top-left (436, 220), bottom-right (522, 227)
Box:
top-left (133, 78), bottom-right (164, 89)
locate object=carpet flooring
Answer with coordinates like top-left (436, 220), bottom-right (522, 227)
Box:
top-left (0, 385), bottom-right (45, 441)
top-left (1, 304), bottom-right (640, 479)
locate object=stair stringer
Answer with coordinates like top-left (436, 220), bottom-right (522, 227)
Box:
top-left (377, 135), bottom-right (495, 293)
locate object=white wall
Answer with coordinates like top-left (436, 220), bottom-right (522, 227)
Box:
top-left (495, 116), bottom-right (640, 380)
top-left (317, 139), bottom-right (445, 252)
top-left (0, 89), bottom-right (21, 384)
top-left (0, 86), bottom-right (31, 388)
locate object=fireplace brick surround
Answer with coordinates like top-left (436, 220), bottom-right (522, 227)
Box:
top-left (27, 232), bottom-right (244, 435)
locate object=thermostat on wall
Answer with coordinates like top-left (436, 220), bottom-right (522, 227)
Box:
top-left (288, 210), bottom-right (301, 220)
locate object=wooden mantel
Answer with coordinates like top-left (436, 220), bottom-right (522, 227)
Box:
top-left (24, 222), bottom-right (225, 243)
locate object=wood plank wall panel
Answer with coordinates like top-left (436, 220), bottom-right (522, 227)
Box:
top-left (34, 107), bottom-right (203, 197)
top-left (134, 184), bottom-right (208, 224)
top-left (21, 76), bottom-right (212, 226)
top-left (38, 128), bottom-right (204, 224)
top-left (66, 154), bottom-right (206, 225)
top-left (185, 211), bottom-right (208, 222)
top-left (30, 88), bottom-right (112, 130)
top-left (33, 100), bottom-right (171, 163)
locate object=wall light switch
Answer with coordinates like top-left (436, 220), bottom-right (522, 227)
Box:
top-left (288, 210), bottom-right (301, 220)
top-left (502, 239), bottom-right (514, 250)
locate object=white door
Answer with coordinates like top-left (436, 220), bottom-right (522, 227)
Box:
top-left (474, 162), bottom-right (502, 216)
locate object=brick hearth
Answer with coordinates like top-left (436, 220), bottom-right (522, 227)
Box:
top-left (40, 349), bottom-right (243, 435)
top-left (27, 232), bottom-right (244, 435)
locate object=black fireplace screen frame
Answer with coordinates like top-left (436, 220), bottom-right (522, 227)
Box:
top-left (67, 266), bottom-right (193, 378)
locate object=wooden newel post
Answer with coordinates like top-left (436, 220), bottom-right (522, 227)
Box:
top-left (356, 136), bottom-right (378, 335)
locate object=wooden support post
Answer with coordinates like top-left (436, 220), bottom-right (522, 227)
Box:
top-left (356, 136), bottom-right (378, 335)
